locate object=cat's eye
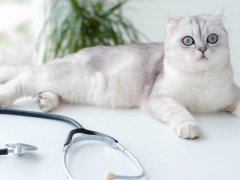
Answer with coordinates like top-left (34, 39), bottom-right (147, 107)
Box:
top-left (207, 34), bottom-right (218, 44)
top-left (182, 36), bottom-right (195, 46)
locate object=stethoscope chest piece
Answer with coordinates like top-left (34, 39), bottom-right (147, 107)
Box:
top-left (5, 143), bottom-right (38, 155)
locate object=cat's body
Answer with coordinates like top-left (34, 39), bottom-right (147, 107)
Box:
top-left (1, 11), bottom-right (240, 139)
top-left (48, 43), bottom-right (164, 107)
top-left (0, 43), bottom-right (163, 108)
top-left (151, 62), bottom-right (238, 113)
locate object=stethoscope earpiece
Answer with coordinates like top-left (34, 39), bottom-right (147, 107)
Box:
top-left (105, 172), bottom-right (115, 180)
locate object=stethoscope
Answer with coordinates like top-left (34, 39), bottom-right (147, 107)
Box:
top-left (0, 108), bottom-right (145, 180)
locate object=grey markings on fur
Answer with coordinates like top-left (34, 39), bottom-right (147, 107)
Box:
top-left (195, 16), bottom-right (203, 41)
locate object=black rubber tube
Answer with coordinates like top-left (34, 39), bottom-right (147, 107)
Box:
top-left (0, 108), bottom-right (83, 128)
top-left (0, 148), bottom-right (8, 155)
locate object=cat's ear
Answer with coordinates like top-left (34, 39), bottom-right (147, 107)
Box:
top-left (166, 16), bottom-right (182, 34)
top-left (213, 9), bottom-right (224, 19)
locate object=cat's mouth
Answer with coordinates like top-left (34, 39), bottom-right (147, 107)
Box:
top-left (199, 54), bottom-right (208, 61)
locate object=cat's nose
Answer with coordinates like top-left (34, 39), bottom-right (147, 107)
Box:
top-left (198, 47), bottom-right (207, 53)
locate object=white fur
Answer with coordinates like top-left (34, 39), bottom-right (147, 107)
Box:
top-left (0, 12), bottom-right (240, 139)
top-left (0, 65), bottom-right (31, 83)
top-left (145, 12), bottom-right (240, 138)
top-left (0, 43), bottom-right (163, 109)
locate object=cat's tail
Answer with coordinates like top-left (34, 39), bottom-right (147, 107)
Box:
top-left (0, 69), bottom-right (38, 107)
top-left (0, 64), bottom-right (34, 84)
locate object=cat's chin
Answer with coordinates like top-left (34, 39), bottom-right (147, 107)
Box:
top-left (198, 57), bottom-right (208, 61)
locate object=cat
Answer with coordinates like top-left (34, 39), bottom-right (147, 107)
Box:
top-left (0, 10), bottom-right (239, 139)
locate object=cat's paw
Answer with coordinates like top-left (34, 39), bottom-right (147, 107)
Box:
top-left (37, 92), bottom-right (59, 112)
top-left (173, 121), bottom-right (200, 139)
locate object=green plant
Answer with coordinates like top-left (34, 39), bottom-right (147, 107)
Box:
top-left (39, 0), bottom-right (140, 63)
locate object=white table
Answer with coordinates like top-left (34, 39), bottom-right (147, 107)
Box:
top-left (1, 98), bottom-right (240, 180)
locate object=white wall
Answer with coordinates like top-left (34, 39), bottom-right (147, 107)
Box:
top-left (125, 0), bottom-right (240, 84)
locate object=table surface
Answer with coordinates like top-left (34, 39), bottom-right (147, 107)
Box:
top-left (0, 98), bottom-right (240, 180)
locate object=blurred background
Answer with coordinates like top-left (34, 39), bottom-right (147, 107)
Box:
top-left (0, 0), bottom-right (240, 81)
top-left (0, 0), bottom-right (32, 65)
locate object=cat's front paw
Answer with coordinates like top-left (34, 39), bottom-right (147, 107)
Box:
top-left (173, 121), bottom-right (200, 139)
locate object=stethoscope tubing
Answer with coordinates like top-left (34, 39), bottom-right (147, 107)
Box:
top-left (0, 108), bottom-right (83, 128)
top-left (63, 136), bottom-right (145, 180)
top-left (0, 108), bottom-right (145, 180)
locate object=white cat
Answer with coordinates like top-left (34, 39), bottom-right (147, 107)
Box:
top-left (0, 10), bottom-right (239, 139)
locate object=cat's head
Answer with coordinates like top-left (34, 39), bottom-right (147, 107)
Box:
top-left (164, 10), bottom-right (230, 72)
